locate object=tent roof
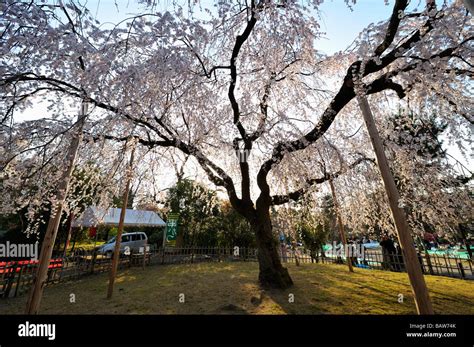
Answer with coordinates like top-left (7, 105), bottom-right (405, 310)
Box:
top-left (72, 206), bottom-right (166, 228)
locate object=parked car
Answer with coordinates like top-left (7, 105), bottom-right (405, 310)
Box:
top-left (96, 232), bottom-right (148, 258)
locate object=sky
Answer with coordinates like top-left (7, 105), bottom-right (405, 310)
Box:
top-left (90, 0), bottom-right (442, 54)
top-left (92, 0), bottom-right (402, 55)
top-left (317, 0), bottom-right (404, 54)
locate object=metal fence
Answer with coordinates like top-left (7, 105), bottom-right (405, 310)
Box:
top-left (0, 246), bottom-right (258, 299)
top-left (284, 248), bottom-right (474, 280)
top-left (0, 250), bottom-right (135, 299)
top-left (150, 246), bottom-right (258, 265)
top-left (1, 246), bottom-right (472, 299)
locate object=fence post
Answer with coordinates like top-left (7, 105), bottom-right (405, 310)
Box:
top-left (14, 265), bottom-right (24, 298)
top-left (90, 250), bottom-right (97, 275)
top-left (443, 255), bottom-right (452, 277)
top-left (5, 265), bottom-right (16, 298)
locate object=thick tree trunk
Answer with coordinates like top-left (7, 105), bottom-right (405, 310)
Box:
top-left (251, 209), bottom-right (293, 289)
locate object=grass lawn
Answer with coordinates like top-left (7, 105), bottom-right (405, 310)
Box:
top-left (1, 262), bottom-right (472, 314)
top-left (66, 241), bottom-right (105, 252)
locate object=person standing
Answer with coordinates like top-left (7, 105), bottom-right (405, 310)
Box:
top-left (380, 234), bottom-right (397, 270)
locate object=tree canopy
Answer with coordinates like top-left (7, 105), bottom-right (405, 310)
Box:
top-left (0, 0), bottom-right (472, 288)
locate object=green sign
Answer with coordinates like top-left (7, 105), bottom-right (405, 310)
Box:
top-left (166, 213), bottom-right (179, 241)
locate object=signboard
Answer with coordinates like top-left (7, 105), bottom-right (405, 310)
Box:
top-left (166, 213), bottom-right (179, 241)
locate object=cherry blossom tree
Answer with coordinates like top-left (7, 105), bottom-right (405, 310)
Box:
top-left (339, 109), bottom-right (472, 243)
top-left (1, 0), bottom-right (472, 290)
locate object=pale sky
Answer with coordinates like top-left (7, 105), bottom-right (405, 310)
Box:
top-left (92, 0), bottom-right (404, 54)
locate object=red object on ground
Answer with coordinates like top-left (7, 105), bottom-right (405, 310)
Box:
top-left (0, 258), bottom-right (63, 274)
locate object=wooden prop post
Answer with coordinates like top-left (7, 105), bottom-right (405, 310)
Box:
top-left (328, 179), bottom-right (354, 273)
top-left (106, 143), bottom-right (136, 299)
top-left (161, 224), bottom-right (167, 264)
top-left (25, 102), bottom-right (88, 314)
top-left (61, 213), bottom-right (74, 259)
top-left (357, 93), bottom-right (433, 314)
top-left (142, 238), bottom-right (148, 269)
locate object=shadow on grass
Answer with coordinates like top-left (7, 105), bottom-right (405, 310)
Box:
top-left (0, 262), bottom-right (472, 315)
top-left (261, 263), bottom-right (416, 314)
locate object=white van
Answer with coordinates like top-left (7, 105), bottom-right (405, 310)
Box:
top-left (97, 232), bottom-right (148, 257)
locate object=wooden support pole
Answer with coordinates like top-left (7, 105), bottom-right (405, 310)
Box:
top-left (357, 94), bottom-right (433, 314)
top-left (25, 102), bottom-right (88, 314)
top-left (62, 213), bottom-right (74, 259)
top-left (328, 179), bottom-right (354, 272)
top-left (106, 143), bottom-right (135, 299)
top-left (142, 238), bottom-right (148, 269)
top-left (161, 224), bottom-right (167, 264)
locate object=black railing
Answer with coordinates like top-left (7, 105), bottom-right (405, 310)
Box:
top-left (0, 246), bottom-right (257, 299)
top-left (282, 248), bottom-right (473, 280)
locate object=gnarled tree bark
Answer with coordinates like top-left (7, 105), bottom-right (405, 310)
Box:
top-left (251, 200), bottom-right (293, 289)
